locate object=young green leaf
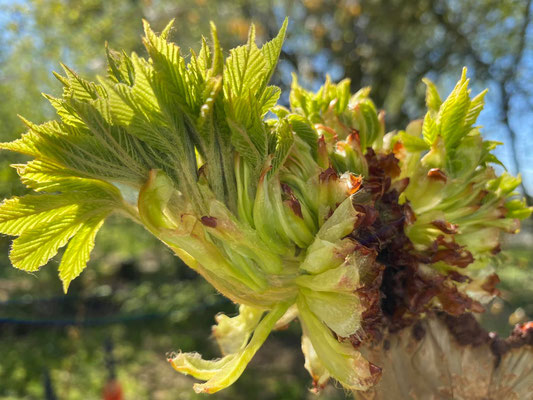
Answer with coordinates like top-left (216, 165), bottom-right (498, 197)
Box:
top-left (436, 68), bottom-right (471, 151)
top-left (59, 212), bottom-right (108, 293)
top-left (259, 17), bottom-right (288, 91)
top-left (270, 118), bottom-right (295, 176)
top-left (422, 77), bottom-right (442, 112)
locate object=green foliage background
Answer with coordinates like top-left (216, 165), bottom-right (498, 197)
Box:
top-left (0, 0), bottom-right (532, 398)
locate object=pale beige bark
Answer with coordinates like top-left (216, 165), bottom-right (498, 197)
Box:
top-left (354, 315), bottom-right (533, 400)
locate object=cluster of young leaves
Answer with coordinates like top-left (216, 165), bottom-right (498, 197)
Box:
top-left (0, 19), bottom-right (388, 394)
top-left (289, 75), bottom-right (384, 156)
top-left (0, 18), bottom-right (292, 293)
top-left (288, 67), bottom-right (531, 272)
top-left (1, 16), bottom-right (532, 396)
top-left (396, 69), bottom-right (531, 265)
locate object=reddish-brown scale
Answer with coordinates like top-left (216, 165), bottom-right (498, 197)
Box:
top-left (281, 183), bottom-right (304, 218)
top-left (427, 168), bottom-right (447, 182)
top-left (438, 285), bottom-right (483, 315)
top-left (365, 148), bottom-right (401, 178)
top-left (406, 275), bottom-right (443, 314)
top-left (431, 248), bottom-right (474, 268)
top-left (447, 270), bottom-right (471, 283)
top-left (390, 177), bottom-right (410, 194)
top-left (429, 236), bottom-right (474, 268)
top-left (364, 177), bottom-right (387, 198)
top-left (280, 183), bottom-right (293, 196)
top-left (319, 167), bottom-right (338, 182)
top-left (354, 204), bottom-right (379, 228)
top-left (197, 164), bottom-right (208, 178)
top-left (200, 216), bottom-right (217, 228)
top-left (379, 154), bottom-right (401, 178)
top-left (431, 220), bottom-right (459, 234)
top-left (284, 200), bottom-right (303, 218)
top-left (481, 273), bottom-right (501, 297)
top-left (470, 301), bottom-right (485, 313)
top-left (403, 203), bottom-right (417, 224)
top-left (491, 243), bottom-right (502, 255)
top-left (497, 205), bottom-right (508, 218)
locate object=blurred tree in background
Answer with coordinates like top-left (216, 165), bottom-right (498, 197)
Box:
top-left (0, 0), bottom-right (532, 398)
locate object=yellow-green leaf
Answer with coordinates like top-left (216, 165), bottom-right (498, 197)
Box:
top-left (59, 212), bottom-right (108, 293)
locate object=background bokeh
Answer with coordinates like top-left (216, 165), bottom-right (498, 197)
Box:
top-left (0, 1), bottom-right (532, 398)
